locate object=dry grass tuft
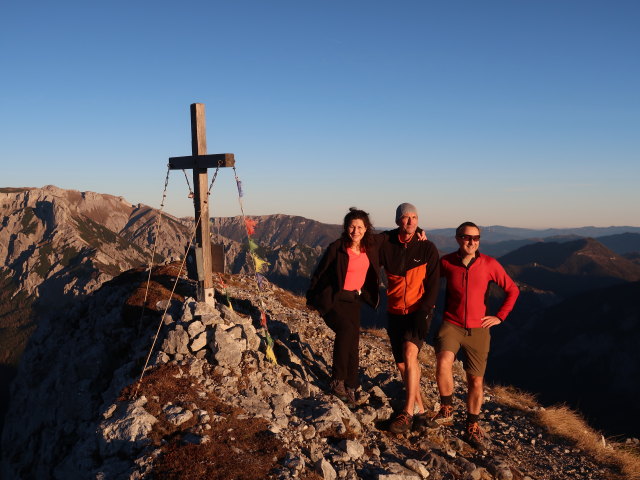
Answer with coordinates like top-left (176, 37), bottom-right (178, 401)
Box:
top-left (489, 385), bottom-right (640, 478)
top-left (271, 286), bottom-right (308, 310)
top-left (119, 262), bottom-right (192, 327)
top-left (537, 405), bottom-right (640, 480)
top-left (491, 385), bottom-right (538, 411)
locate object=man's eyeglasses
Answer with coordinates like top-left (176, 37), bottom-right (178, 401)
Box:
top-left (457, 234), bottom-right (481, 242)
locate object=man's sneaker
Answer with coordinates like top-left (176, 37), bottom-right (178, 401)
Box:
top-left (463, 421), bottom-right (485, 449)
top-left (389, 411), bottom-right (413, 434)
top-left (425, 404), bottom-right (454, 427)
top-left (330, 379), bottom-right (347, 401)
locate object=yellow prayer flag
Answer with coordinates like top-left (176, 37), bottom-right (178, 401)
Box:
top-left (265, 344), bottom-right (278, 365)
top-left (253, 254), bottom-right (269, 273)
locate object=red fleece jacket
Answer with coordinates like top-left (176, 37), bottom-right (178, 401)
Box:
top-left (440, 251), bottom-right (519, 329)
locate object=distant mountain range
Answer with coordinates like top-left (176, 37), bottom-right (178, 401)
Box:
top-left (500, 237), bottom-right (640, 298)
top-left (430, 229), bottom-right (640, 257)
top-left (2, 185), bottom-right (640, 437)
top-left (431, 225), bottom-right (640, 243)
top-left (211, 216), bottom-right (640, 255)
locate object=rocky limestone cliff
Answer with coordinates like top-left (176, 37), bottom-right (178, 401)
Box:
top-left (0, 186), bottom-right (190, 299)
top-left (0, 185), bottom-right (200, 422)
top-left (1, 264), bottom-right (633, 480)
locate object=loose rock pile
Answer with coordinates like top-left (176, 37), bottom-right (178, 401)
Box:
top-left (0, 270), bottom-right (629, 479)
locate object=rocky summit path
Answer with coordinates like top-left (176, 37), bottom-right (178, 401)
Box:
top-left (1, 266), bottom-right (633, 479)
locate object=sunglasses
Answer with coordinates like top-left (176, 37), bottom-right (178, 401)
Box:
top-left (457, 234), bottom-right (481, 242)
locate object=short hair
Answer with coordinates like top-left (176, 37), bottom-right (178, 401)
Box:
top-left (342, 207), bottom-right (374, 248)
top-left (455, 221), bottom-right (480, 237)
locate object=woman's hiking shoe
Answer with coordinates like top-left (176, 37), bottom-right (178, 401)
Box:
top-left (330, 379), bottom-right (348, 401)
top-left (345, 387), bottom-right (358, 407)
top-left (463, 421), bottom-right (485, 449)
top-left (412, 412), bottom-right (430, 431)
top-left (389, 411), bottom-right (413, 434)
top-left (425, 404), bottom-right (454, 427)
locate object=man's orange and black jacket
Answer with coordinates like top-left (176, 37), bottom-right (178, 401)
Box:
top-left (380, 229), bottom-right (440, 315)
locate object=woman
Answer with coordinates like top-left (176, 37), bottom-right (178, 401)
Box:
top-left (306, 208), bottom-right (381, 405)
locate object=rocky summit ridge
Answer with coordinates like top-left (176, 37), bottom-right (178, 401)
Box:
top-left (1, 263), bottom-right (635, 480)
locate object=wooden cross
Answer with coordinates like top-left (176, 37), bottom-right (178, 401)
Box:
top-left (168, 103), bottom-right (235, 305)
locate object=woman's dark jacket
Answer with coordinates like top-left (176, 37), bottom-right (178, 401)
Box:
top-left (306, 237), bottom-right (381, 316)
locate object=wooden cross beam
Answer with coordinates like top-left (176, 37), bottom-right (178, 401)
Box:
top-left (168, 103), bottom-right (235, 305)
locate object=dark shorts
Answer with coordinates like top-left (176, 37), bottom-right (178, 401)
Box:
top-left (435, 322), bottom-right (490, 377)
top-left (386, 311), bottom-right (429, 364)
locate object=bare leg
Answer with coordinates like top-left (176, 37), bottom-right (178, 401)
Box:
top-left (435, 350), bottom-right (455, 398)
top-left (466, 373), bottom-right (484, 415)
top-left (401, 341), bottom-right (424, 414)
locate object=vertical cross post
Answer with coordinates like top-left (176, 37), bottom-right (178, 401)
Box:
top-left (190, 104), bottom-right (215, 305)
top-left (168, 103), bottom-right (235, 306)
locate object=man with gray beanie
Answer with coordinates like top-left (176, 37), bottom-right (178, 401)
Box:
top-left (380, 203), bottom-right (440, 433)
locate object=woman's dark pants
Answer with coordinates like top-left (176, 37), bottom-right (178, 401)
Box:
top-left (323, 290), bottom-right (361, 389)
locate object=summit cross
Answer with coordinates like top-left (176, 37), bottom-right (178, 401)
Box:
top-left (168, 103), bottom-right (235, 305)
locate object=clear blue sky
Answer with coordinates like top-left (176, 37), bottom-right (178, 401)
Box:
top-left (1, 1), bottom-right (638, 229)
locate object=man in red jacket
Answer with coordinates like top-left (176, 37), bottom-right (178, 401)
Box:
top-left (427, 221), bottom-right (519, 448)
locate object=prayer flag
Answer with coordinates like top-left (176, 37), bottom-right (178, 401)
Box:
top-left (244, 217), bottom-right (257, 236)
top-left (265, 332), bottom-right (277, 365)
top-left (253, 254), bottom-right (269, 273)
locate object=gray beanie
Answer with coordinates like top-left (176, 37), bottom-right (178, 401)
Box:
top-left (395, 203), bottom-right (418, 224)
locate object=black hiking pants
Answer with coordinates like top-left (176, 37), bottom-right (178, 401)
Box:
top-left (323, 290), bottom-right (362, 389)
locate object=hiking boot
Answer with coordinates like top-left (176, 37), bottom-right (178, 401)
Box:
top-left (463, 421), bottom-right (485, 449)
top-left (389, 411), bottom-right (413, 434)
top-left (345, 387), bottom-right (357, 407)
top-left (330, 379), bottom-right (347, 401)
top-left (425, 404), bottom-right (454, 427)
top-left (412, 412), bottom-right (429, 431)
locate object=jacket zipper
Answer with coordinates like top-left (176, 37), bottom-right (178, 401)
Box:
top-left (463, 268), bottom-right (468, 330)
top-left (402, 241), bottom-right (409, 314)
